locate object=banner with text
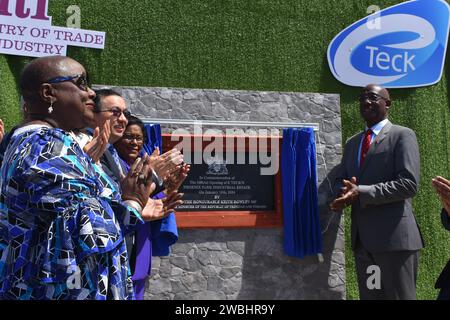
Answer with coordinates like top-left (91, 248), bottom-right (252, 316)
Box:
top-left (0, 0), bottom-right (105, 57)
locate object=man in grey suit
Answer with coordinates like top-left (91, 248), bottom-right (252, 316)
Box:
top-left (331, 84), bottom-right (424, 300)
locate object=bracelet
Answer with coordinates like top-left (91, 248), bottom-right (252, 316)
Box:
top-left (123, 199), bottom-right (143, 213)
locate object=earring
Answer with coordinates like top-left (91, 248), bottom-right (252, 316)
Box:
top-left (48, 100), bottom-right (54, 114)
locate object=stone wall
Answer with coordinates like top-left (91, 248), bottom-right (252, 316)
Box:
top-left (98, 86), bottom-right (344, 300)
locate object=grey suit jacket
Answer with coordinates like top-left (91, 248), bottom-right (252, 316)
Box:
top-left (334, 120), bottom-right (424, 253)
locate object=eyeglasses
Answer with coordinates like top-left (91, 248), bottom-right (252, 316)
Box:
top-left (122, 134), bottom-right (144, 142)
top-left (358, 92), bottom-right (388, 103)
top-left (45, 74), bottom-right (91, 92)
top-left (95, 108), bottom-right (131, 118)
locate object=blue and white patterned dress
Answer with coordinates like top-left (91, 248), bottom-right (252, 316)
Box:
top-left (0, 126), bottom-right (144, 300)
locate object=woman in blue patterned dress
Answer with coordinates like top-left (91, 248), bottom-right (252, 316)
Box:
top-left (0, 56), bottom-right (156, 300)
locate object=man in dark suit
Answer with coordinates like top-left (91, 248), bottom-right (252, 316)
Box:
top-left (432, 176), bottom-right (450, 300)
top-left (331, 84), bottom-right (424, 300)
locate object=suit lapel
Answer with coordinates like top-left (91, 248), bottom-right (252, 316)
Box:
top-left (359, 120), bottom-right (392, 176)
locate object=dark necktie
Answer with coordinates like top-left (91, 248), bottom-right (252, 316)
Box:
top-left (360, 129), bottom-right (373, 167)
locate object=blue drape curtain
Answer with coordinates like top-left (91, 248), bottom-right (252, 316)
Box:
top-left (281, 127), bottom-right (322, 258)
top-left (142, 124), bottom-right (179, 256)
top-left (143, 123), bottom-right (162, 156)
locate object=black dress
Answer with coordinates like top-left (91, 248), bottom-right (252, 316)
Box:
top-left (436, 209), bottom-right (450, 300)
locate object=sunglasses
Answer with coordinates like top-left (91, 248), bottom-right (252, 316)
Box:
top-left (45, 74), bottom-right (92, 92)
top-left (95, 107), bottom-right (131, 118)
top-left (358, 92), bottom-right (388, 103)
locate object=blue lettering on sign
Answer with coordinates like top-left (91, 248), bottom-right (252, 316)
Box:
top-left (327, 0), bottom-right (450, 88)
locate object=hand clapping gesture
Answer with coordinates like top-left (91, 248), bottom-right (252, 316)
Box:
top-left (121, 154), bottom-right (156, 209)
top-left (330, 176), bottom-right (359, 211)
top-left (165, 162), bottom-right (190, 195)
top-left (83, 120), bottom-right (111, 163)
top-left (141, 151), bottom-right (188, 221)
top-left (140, 192), bottom-right (184, 222)
top-left (148, 147), bottom-right (184, 181)
top-left (432, 176), bottom-right (450, 217)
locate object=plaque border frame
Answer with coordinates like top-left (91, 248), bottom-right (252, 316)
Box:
top-left (162, 134), bottom-right (283, 229)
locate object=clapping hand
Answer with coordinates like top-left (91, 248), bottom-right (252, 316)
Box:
top-left (432, 176), bottom-right (450, 216)
top-left (84, 120), bottom-right (111, 163)
top-left (141, 192), bottom-right (184, 222)
top-left (165, 162), bottom-right (190, 195)
top-left (162, 190), bottom-right (184, 214)
top-left (149, 148), bottom-right (184, 181)
top-left (141, 198), bottom-right (165, 221)
top-left (121, 154), bottom-right (156, 209)
top-left (330, 177), bottom-right (359, 211)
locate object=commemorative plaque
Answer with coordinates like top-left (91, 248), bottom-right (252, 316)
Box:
top-left (177, 152), bottom-right (275, 212)
top-left (163, 134), bottom-right (283, 228)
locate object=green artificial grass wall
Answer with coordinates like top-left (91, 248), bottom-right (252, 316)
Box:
top-left (0, 0), bottom-right (449, 299)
